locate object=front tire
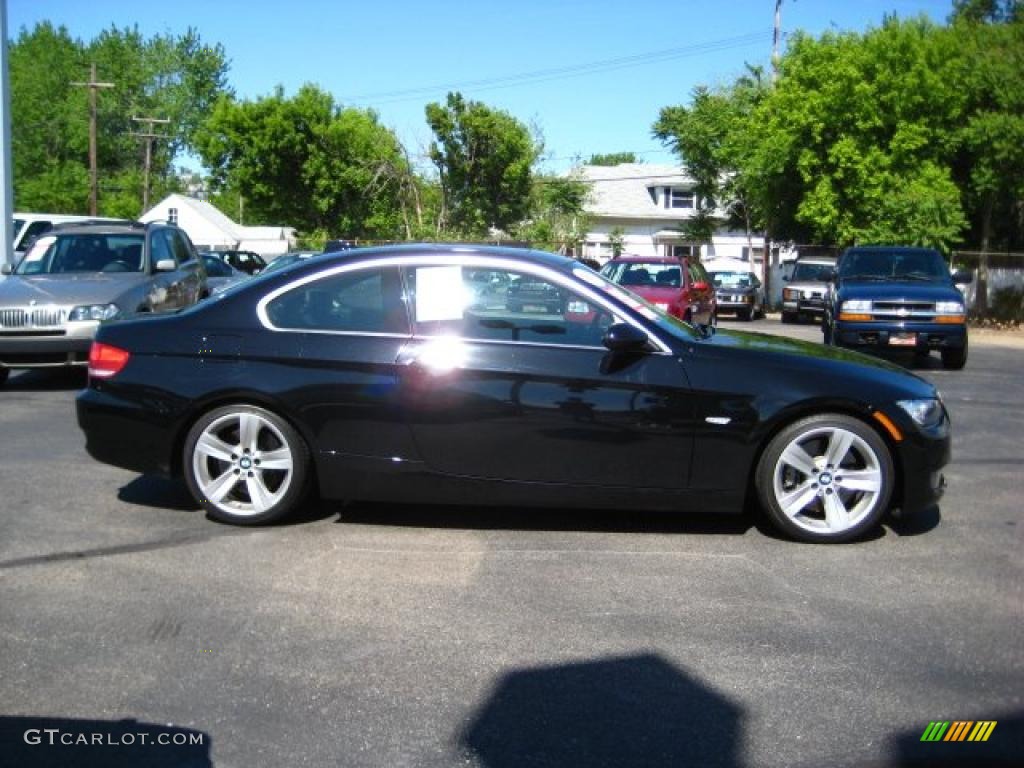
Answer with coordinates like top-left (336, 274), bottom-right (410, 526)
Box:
top-left (184, 404), bottom-right (310, 525)
top-left (755, 414), bottom-right (894, 543)
top-left (941, 341), bottom-right (968, 370)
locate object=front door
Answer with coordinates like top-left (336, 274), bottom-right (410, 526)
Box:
top-left (398, 261), bottom-right (695, 489)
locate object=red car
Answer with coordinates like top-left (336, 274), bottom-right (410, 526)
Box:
top-left (600, 256), bottom-right (717, 325)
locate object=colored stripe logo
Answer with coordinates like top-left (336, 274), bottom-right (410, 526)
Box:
top-left (920, 721), bottom-right (997, 742)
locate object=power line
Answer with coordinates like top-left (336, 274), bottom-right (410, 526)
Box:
top-left (342, 31), bottom-right (771, 106)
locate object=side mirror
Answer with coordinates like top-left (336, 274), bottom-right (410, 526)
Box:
top-left (602, 322), bottom-right (649, 353)
top-left (154, 259), bottom-right (176, 272)
top-left (782, 274), bottom-right (790, 282)
top-left (952, 270), bottom-right (973, 285)
top-left (1, 263), bottom-right (13, 275)
top-left (825, 269), bottom-right (838, 282)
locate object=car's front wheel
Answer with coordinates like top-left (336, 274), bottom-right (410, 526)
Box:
top-left (755, 414), bottom-right (894, 543)
top-left (184, 404), bottom-right (310, 525)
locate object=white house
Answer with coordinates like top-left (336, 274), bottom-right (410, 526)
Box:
top-left (574, 163), bottom-right (774, 265)
top-left (140, 194), bottom-right (296, 258)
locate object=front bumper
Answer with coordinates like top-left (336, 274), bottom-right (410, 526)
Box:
top-left (782, 298), bottom-right (826, 315)
top-left (894, 414), bottom-right (951, 516)
top-left (836, 321), bottom-right (967, 351)
top-left (0, 321), bottom-right (99, 368)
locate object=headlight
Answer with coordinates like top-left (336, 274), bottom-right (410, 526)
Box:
top-left (783, 288), bottom-right (799, 300)
top-left (69, 303), bottom-right (120, 322)
top-left (935, 300), bottom-right (965, 315)
top-left (896, 398), bottom-right (946, 430)
top-left (841, 299), bottom-right (872, 312)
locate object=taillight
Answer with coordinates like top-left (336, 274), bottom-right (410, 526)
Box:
top-left (88, 342), bottom-right (130, 379)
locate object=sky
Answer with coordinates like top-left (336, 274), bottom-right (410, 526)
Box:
top-left (9, 0), bottom-right (951, 174)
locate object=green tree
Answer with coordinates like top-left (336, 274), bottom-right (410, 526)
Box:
top-left (425, 92), bottom-right (539, 236)
top-left (518, 175), bottom-right (590, 253)
top-left (587, 152), bottom-right (639, 166)
top-left (9, 22), bottom-right (229, 216)
top-left (196, 84), bottom-right (409, 239)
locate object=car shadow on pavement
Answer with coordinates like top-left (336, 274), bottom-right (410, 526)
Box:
top-left (459, 652), bottom-right (744, 768)
top-left (3, 368), bottom-right (88, 391)
top-left (0, 715), bottom-right (211, 767)
top-left (335, 501), bottom-right (756, 536)
top-left (887, 504), bottom-right (942, 537)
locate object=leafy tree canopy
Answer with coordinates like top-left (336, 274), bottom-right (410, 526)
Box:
top-left (587, 152), bottom-right (639, 166)
top-left (426, 92), bottom-right (539, 236)
top-left (9, 22), bottom-right (230, 217)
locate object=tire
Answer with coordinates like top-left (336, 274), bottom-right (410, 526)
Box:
top-left (821, 320), bottom-right (832, 346)
top-left (755, 413), bottom-right (894, 543)
top-left (0, 367), bottom-right (8, 387)
top-left (941, 341), bottom-right (968, 370)
top-left (183, 404), bottom-right (310, 525)
top-left (781, 311), bottom-right (796, 324)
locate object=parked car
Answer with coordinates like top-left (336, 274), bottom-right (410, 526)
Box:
top-left (823, 246), bottom-right (972, 370)
top-left (0, 221), bottom-right (207, 385)
top-left (77, 244), bottom-right (950, 543)
top-left (709, 270), bottom-right (765, 321)
top-left (600, 256), bottom-right (716, 326)
top-left (782, 255), bottom-right (837, 323)
top-left (207, 249), bottom-right (267, 275)
top-left (260, 251), bottom-right (326, 275)
top-left (11, 212), bottom-right (129, 260)
top-left (200, 254), bottom-right (248, 294)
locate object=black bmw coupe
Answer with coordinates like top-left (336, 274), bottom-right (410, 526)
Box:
top-left (77, 245), bottom-right (950, 543)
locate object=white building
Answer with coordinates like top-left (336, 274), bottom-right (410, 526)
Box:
top-left (140, 194), bottom-right (296, 258)
top-left (575, 163), bottom-right (773, 265)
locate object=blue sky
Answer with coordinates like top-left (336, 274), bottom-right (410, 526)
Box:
top-left (10, 0), bottom-right (950, 173)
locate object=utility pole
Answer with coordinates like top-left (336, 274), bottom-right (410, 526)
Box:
top-left (129, 116), bottom-right (171, 212)
top-left (772, 0), bottom-right (784, 83)
top-left (1, 0), bottom-right (14, 269)
top-left (71, 64), bottom-right (114, 215)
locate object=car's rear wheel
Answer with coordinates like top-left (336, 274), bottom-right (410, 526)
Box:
top-left (184, 404), bottom-right (310, 525)
top-left (755, 414), bottom-right (894, 543)
top-left (941, 341), bottom-right (968, 370)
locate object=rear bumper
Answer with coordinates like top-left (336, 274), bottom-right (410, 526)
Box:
top-left (77, 386), bottom-right (176, 475)
top-left (836, 321), bottom-right (967, 350)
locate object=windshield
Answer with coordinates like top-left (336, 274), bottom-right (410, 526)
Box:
top-left (790, 262), bottom-right (835, 282)
top-left (838, 249), bottom-right (949, 281)
top-left (15, 233), bottom-right (146, 275)
top-left (710, 271), bottom-right (756, 287)
top-left (600, 261), bottom-right (683, 288)
top-left (573, 266), bottom-right (697, 341)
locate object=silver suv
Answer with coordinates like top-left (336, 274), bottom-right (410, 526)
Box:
top-left (0, 221), bottom-right (208, 385)
top-left (782, 255), bottom-right (837, 324)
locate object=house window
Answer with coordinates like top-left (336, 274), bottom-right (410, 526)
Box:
top-left (741, 247), bottom-right (764, 262)
top-left (665, 188), bottom-right (695, 209)
top-left (668, 245), bottom-right (697, 259)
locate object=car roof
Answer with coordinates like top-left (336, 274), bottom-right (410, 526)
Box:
top-left (300, 243), bottom-right (579, 272)
top-left (841, 246), bottom-right (939, 255)
top-left (606, 255), bottom-right (684, 264)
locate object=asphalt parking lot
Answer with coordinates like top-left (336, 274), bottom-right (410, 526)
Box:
top-left (1, 317), bottom-right (1021, 768)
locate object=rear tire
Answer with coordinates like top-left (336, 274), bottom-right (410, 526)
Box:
top-left (941, 342), bottom-right (968, 370)
top-left (755, 413), bottom-right (894, 543)
top-left (184, 404), bottom-right (310, 525)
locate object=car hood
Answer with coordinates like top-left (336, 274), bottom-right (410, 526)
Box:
top-left (700, 326), bottom-right (935, 397)
top-left (0, 274), bottom-right (149, 307)
top-left (837, 280), bottom-right (961, 301)
top-left (785, 280), bottom-right (829, 293)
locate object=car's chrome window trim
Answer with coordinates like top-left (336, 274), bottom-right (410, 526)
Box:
top-left (256, 254), bottom-right (671, 354)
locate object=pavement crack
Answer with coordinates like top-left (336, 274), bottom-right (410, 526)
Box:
top-left (0, 529), bottom-right (250, 571)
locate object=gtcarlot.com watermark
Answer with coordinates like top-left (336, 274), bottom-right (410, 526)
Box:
top-left (24, 727), bottom-right (205, 747)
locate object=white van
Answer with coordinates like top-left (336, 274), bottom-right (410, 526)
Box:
top-left (12, 213), bottom-right (126, 258)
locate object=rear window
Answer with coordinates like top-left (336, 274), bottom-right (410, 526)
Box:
top-left (601, 261), bottom-right (683, 288)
